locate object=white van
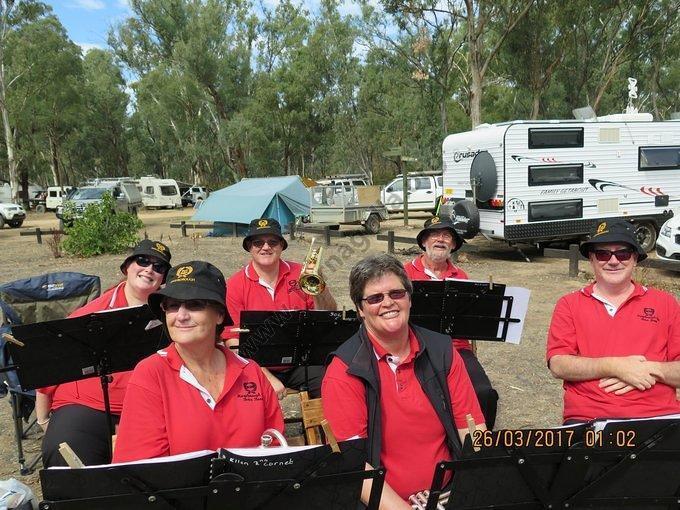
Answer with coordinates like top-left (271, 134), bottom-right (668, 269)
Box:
top-left (139, 177), bottom-right (182, 209)
top-left (45, 186), bottom-right (74, 211)
top-left (56, 180), bottom-right (143, 227)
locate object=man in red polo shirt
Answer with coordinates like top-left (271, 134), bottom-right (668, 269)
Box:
top-left (547, 219), bottom-right (680, 424)
top-left (404, 216), bottom-right (498, 428)
top-left (323, 254), bottom-right (485, 507)
top-left (223, 218), bottom-right (337, 397)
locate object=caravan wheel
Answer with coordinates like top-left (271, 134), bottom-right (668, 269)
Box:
top-left (634, 221), bottom-right (657, 252)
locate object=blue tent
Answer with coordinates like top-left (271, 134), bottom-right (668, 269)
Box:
top-left (192, 176), bottom-right (310, 235)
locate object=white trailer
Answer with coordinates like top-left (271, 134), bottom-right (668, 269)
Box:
top-left (139, 177), bottom-right (182, 209)
top-left (439, 113), bottom-right (680, 251)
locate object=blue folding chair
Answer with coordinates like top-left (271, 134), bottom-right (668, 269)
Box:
top-left (0, 272), bottom-right (101, 474)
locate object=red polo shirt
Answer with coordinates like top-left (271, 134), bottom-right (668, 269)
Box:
top-left (113, 343), bottom-right (284, 463)
top-left (37, 282), bottom-right (132, 414)
top-left (222, 259), bottom-right (314, 340)
top-left (547, 282), bottom-right (680, 422)
top-left (403, 255), bottom-right (471, 351)
top-left (322, 328), bottom-right (484, 500)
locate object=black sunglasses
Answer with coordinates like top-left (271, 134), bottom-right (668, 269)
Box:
top-left (134, 255), bottom-right (169, 274)
top-left (592, 248), bottom-right (635, 262)
top-left (361, 289), bottom-right (408, 305)
top-left (251, 238), bottom-right (281, 248)
top-left (160, 299), bottom-right (210, 313)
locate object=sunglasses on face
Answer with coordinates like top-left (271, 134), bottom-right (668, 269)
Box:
top-left (251, 238), bottom-right (281, 248)
top-left (134, 255), bottom-right (168, 274)
top-left (591, 248), bottom-right (635, 262)
top-left (160, 299), bottom-right (210, 313)
top-left (361, 289), bottom-right (408, 305)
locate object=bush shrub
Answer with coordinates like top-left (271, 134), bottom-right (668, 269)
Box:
top-left (62, 193), bottom-right (143, 257)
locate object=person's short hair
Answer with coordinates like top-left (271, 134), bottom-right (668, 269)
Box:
top-left (349, 254), bottom-right (413, 309)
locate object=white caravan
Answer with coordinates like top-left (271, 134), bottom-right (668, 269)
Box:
top-left (139, 177), bottom-right (182, 209)
top-left (439, 113), bottom-right (680, 251)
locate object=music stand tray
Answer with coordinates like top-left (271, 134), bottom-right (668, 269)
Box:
top-left (39, 439), bottom-right (385, 510)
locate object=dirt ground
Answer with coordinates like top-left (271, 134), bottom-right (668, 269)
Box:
top-left (1, 208), bottom-right (678, 498)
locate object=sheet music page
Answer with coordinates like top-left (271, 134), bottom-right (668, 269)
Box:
top-left (47, 449), bottom-right (215, 469)
top-left (226, 444), bottom-right (321, 457)
top-left (591, 413), bottom-right (680, 433)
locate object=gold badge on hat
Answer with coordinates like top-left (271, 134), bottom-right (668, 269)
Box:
top-left (153, 242), bottom-right (167, 254)
top-left (596, 222), bottom-right (608, 236)
top-left (431, 216), bottom-right (440, 224)
top-left (257, 219), bottom-right (269, 229)
top-left (176, 266), bottom-right (193, 278)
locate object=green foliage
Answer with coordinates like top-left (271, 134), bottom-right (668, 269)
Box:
top-left (62, 193), bottom-right (143, 257)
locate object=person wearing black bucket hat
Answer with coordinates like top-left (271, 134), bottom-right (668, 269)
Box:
top-left (113, 261), bottom-right (284, 463)
top-left (404, 216), bottom-right (498, 428)
top-left (547, 219), bottom-right (680, 424)
top-left (37, 238), bottom-right (171, 468)
top-left (222, 217), bottom-right (337, 399)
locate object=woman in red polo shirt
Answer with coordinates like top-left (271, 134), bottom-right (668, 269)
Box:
top-left (113, 261), bottom-right (284, 462)
top-left (36, 239), bottom-right (171, 467)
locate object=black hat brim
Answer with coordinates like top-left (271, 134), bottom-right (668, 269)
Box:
top-left (579, 236), bottom-right (647, 262)
top-left (416, 224), bottom-right (464, 252)
top-left (148, 287), bottom-right (232, 325)
top-left (242, 231), bottom-right (288, 251)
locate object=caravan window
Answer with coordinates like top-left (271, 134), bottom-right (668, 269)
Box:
top-left (639, 146), bottom-right (680, 171)
top-left (528, 128), bottom-right (584, 149)
top-left (160, 185), bottom-right (178, 196)
top-left (528, 199), bottom-right (582, 222)
top-left (145, 186), bottom-right (154, 195)
top-left (528, 164), bottom-right (584, 186)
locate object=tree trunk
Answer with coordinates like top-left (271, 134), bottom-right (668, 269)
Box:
top-left (439, 97), bottom-right (448, 136)
top-left (469, 67), bottom-right (483, 128)
top-left (48, 134), bottom-right (61, 187)
top-left (0, 63), bottom-right (19, 201)
top-left (530, 91), bottom-right (541, 119)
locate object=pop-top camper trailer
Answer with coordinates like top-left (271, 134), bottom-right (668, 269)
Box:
top-left (439, 113), bottom-right (680, 251)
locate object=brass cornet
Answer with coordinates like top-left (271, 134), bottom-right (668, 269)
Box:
top-left (299, 238), bottom-right (326, 295)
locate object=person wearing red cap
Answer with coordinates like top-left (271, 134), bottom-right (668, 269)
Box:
top-left (547, 219), bottom-right (680, 424)
top-left (404, 216), bottom-right (498, 428)
top-left (323, 254), bottom-right (485, 507)
top-left (36, 239), bottom-right (171, 467)
top-left (113, 261), bottom-right (284, 462)
top-left (223, 218), bottom-right (337, 398)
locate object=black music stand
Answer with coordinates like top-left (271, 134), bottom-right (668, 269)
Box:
top-left (39, 439), bottom-right (385, 510)
top-left (410, 280), bottom-right (523, 341)
top-left (238, 310), bottom-right (360, 389)
top-left (418, 418), bottom-right (680, 509)
top-left (8, 305), bottom-right (168, 457)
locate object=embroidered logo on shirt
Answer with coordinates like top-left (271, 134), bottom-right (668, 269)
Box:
top-left (238, 381), bottom-right (263, 402)
top-left (638, 307), bottom-right (659, 323)
top-left (288, 280), bottom-right (302, 293)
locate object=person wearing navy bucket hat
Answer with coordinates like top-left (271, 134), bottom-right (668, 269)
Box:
top-left (222, 217), bottom-right (337, 399)
top-left (37, 238), bottom-right (171, 468)
top-left (547, 219), bottom-right (680, 424)
top-left (113, 261), bottom-right (284, 462)
top-left (404, 216), bottom-right (498, 429)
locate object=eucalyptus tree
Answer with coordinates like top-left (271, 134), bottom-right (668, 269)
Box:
top-left (0, 0), bottom-right (48, 200)
top-left (110, 0), bottom-right (256, 180)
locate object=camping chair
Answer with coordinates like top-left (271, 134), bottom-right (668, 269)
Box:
top-left (0, 272), bottom-right (101, 474)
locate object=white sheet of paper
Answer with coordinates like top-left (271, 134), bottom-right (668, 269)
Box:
top-left (443, 279), bottom-right (531, 345)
